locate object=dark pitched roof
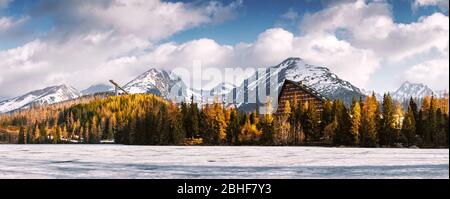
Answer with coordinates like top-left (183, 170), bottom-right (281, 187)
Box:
top-left (278, 79), bottom-right (328, 103)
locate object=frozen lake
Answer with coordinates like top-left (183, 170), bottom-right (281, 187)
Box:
top-left (0, 145), bottom-right (448, 179)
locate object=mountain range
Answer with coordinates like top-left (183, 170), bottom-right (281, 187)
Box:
top-left (229, 57), bottom-right (365, 111)
top-left (81, 84), bottom-right (114, 95)
top-left (0, 58), bottom-right (447, 113)
top-left (0, 85), bottom-right (81, 113)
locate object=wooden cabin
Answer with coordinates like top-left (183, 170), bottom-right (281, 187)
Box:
top-left (275, 80), bottom-right (327, 115)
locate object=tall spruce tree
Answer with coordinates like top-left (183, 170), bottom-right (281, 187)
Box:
top-left (259, 100), bottom-right (275, 145)
top-left (226, 109), bottom-right (240, 145)
top-left (380, 93), bottom-right (396, 146)
top-left (428, 96), bottom-right (437, 146)
top-left (401, 103), bottom-right (416, 146)
top-left (18, 126), bottom-right (25, 144)
top-left (303, 101), bottom-right (320, 142)
top-left (360, 93), bottom-right (379, 147)
top-left (190, 95), bottom-right (200, 138)
top-left (434, 108), bottom-right (446, 147)
top-left (420, 96), bottom-right (431, 145)
top-left (333, 100), bottom-right (352, 145)
top-left (26, 126), bottom-right (31, 144)
top-left (350, 98), bottom-right (361, 145)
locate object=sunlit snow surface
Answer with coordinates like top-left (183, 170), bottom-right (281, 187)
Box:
top-left (0, 145), bottom-right (448, 179)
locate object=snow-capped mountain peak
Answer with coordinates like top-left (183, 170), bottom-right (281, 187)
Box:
top-left (123, 68), bottom-right (179, 95)
top-left (0, 84), bottom-right (81, 113)
top-left (232, 57), bottom-right (365, 111)
top-left (275, 57), bottom-right (304, 68)
top-left (392, 81), bottom-right (435, 101)
top-left (122, 68), bottom-right (201, 102)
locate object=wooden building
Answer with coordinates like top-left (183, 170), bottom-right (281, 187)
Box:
top-left (275, 80), bottom-right (327, 115)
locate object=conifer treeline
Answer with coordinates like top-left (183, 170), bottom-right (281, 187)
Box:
top-left (0, 93), bottom-right (448, 148)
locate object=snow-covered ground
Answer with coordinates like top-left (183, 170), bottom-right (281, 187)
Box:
top-left (0, 145), bottom-right (448, 179)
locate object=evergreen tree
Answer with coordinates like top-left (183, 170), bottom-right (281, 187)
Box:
top-left (180, 102), bottom-right (190, 137)
top-left (260, 100), bottom-right (275, 145)
top-left (428, 96), bottom-right (437, 146)
top-left (226, 109), bottom-right (240, 145)
top-left (420, 96), bottom-right (431, 145)
top-left (107, 115), bottom-right (116, 140)
top-left (84, 122), bottom-right (90, 143)
top-left (190, 96), bottom-right (201, 138)
top-left (25, 126), bottom-right (31, 144)
top-left (321, 100), bottom-right (333, 137)
top-left (401, 103), bottom-right (416, 146)
top-left (379, 93), bottom-right (396, 146)
top-left (350, 98), bottom-right (361, 145)
top-left (18, 126), bottom-right (25, 144)
top-left (360, 93), bottom-right (378, 147)
top-left (409, 97), bottom-right (419, 121)
top-left (33, 123), bottom-right (40, 144)
top-left (167, 104), bottom-right (185, 144)
top-left (213, 102), bottom-right (227, 144)
top-left (333, 100), bottom-right (352, 145)
top-left (39, 123), bottom-right (48, 143)
top-left (434, 108), bottom-right (446, 147)
top-left (53, 126), bottom-right (61, 144)
top-left (445, 113), bottom-right (449, 146)
top-left (303, 101), bottom-right (320, 142)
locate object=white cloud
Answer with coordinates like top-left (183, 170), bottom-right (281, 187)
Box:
top-left (34, 0), bottom-right (242, 41)
top-left (404, 59), bottom-right (449, 90)
top-left (299, 0), bottom-right (449, 90)
top-left (0, 0), bottom-right (448, 98)
top-left (0, 31), bottom-right (157, 97)
top-left (413, 0), bottom-right (449, 11)
top-left (128, 28), bottom-right (379, 89)
top-left (0, 0), bottom-right (242, 98)
top-left (300, 0), bottom-right (449, 61)
top-left (0, 16), bottom-right (28, 32)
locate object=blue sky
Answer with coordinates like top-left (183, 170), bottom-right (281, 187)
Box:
top-left (169, 0), bottom-right (447, 44)
top-left (2, 0), bottom-right (446, 48)
top-left (0, 0), bottom-right (448, 99)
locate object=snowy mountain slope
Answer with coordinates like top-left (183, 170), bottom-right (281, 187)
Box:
top-left (360, 88), bottom-right (383, 101)
top-left (392, 81), bottom-right (435, 102)
top-left (231, 57), bottom-right (365, 111)
top-left (208, 82), bottom-right (235, 96)
top-left (122, 68), bottom-right (201, 102)
top-left (197, 82), bottom-right (236, 103)
top-left (360, 82), bottom-right (448, 103)
top-left (0, 85), bottom-right (81, 113)
top-left (81, 84), bottom-right (113, 95)
top-left (3, 59), bottom-right (446, 114)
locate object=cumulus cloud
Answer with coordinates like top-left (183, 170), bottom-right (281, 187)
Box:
top-left (300, 0), bottom-right (449, 61)
top-left (0, 0), bottom-right (242, 97)
top-left (0, 34), bottom-right (151, 97)
top-left (0, 0), bottom-right (448, 98)
top-left (125, 28), bottom-right (380, 89)
top-left (404, 59), bottom-right (449, 90)
top-left (299, 0), bottom-right (448, 90)
top-left (32, 0), bottom-right (242, 41)
top-left (0, 16), bottom-right (28, 33)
